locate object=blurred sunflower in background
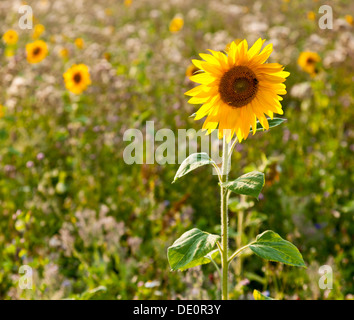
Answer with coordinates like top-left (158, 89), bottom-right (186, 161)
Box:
top-left (0, 105), bottom-right (5, 118)
top-left (185, 38), bottom-right (289, 142)
top-left (2, 30), bottom-right (19, 45)
top-left (169, 16), bottom-right (184, 33)
top-left (59, 47), bottom-right (69, 59)
top-left (32, 24), bottom-right (45, 39)
top-left (74, 38), bottom-right (85, 49)
top-left (26, 40), bottom-right (48, 64)
top-left (63, 64), bottom-right (91, 95)
top-left (345, 15), bottom-right (353, 26)
top-left (124, 0), bottom-right (132, 7)
top-left (297, 51), bottom-right (321, 76)
top-left (307, 11), bottom-right (316, 21)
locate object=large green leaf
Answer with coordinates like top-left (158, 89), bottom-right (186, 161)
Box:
top-left (250, 118), bottom-right (287, 133)
top-left (172, 152), bottom-right (216, 183)
top-left (253, 289), bottom-right (275, 300)
top-left (249, 230), bottom-right (306, 267)
top-left (168, 228), bottom-right (220, 271)
top-left (221, 171), bottom-right (265, 198)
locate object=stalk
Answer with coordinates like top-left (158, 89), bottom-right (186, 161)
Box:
top-left (220, 135), bottom-right (229, 300)
top-left (235, 197), bottom-right (245, 281)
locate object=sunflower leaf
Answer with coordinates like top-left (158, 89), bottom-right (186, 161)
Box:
top-left (249, 230), bottom-right (306, 268)
top-left (172, 152), bottom-right (216, 183)
top-left (168, 228), bottom-right (220, 271)
top-left (221, 171), bottom-right (265, 198)
top-left (251, 118), bottom-right (287, 133)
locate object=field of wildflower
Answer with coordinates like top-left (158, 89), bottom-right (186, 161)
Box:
top-left (0, 0), bottom-right (353, 300)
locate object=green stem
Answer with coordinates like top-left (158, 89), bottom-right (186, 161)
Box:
top-left (228, 244), bottom-right (252, 264)
top-left (235, 196), bottom-right (245, 280)
top-left (221, 136), bottom-right (229, 300)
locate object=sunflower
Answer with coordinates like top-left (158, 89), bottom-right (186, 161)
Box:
top-left (59, 47), bottom-right (69, 59)
top-left (63, 64), bottom-right (91, 95)
top-left (26, 40), bottom-right (48, 64)
top-left (74, 38), bottom-right (85, 49)
top-left (307, 11), bottom-right (316, 21)
top-left (297, 51), bottom-right (320, 76)
top-left (0, 105), bottom-right (4, 118)
top-left (345, 15), bottom-right (353, 26)
top-left (32, 24), bottom-right (45, 39)
top-left (2, 30), bottom-right (19, 45)
top-left (185, 38), bottom-right (289, 142)
top-left (124, 0), bottom-right (132, 7)
top-left (169, 17), bottom-right (184, 33)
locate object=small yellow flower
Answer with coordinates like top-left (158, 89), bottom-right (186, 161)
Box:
top-left (0, 105), bottom-right (5, 118)
top-left (26, 40), bottom-right (48, 64)
top-left (63, 64), bottom-right (91, 95)
top-left (307, 11), bottom-right (316, 21)
top-left (169, 16), bottom-right (184, 33)
top-left (74, 38), bottom-right (85, 49)
top-left (185, 64), bottom-right (200, 77)
top-left (59, 47), bottom-right (69, 59)
top-left (32, 24), bottom-right (45, 39)
top-left (297, 51), bottom-right (321, 76)
top-left (345, 15), bottom-right (353, 26)
top-left (105, 8), bottom-right (114, 16)
top-left (124, 0), bottom-right (132, 7)
top-left (2, 30), bottom-right (19, 45)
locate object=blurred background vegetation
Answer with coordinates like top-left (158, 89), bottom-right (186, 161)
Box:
top-left (0, 0), bottom-right (353, 299)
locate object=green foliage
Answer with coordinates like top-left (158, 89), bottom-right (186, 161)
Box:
top-left (172, 153), bottom-right (216, 183)
top-left (168, 228), bottom-right (220, 271)
top-left (221, 171), bottom-right (265, 199)
top-left (249, 231), bottom-right (306, 268)
top-left (0, 0), bottom-right (352, 300)
top-left (250, 118), bottom-right (287, 133)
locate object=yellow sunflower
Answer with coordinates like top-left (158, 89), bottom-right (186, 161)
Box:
top-left (0, 105), bottom-right (4, 118)
top-left (169, 17), bottom-right (184, 33)
top-left (59, 47), bottom-right (69, 59)
top-left (26, 40), bottom-right (48, 64)
top-left (2, 30), bottom-right (19, 45)
top-left (307, 11), bottom-right (316, 21)
top-left (185, 38), bottom-right (289, 142)
top-left (63, 64), bottom-right (91, 95)
top-left (74, 38), bottom-right (85, 49)
top-left (345, 15), bottom-right (353, 26)
top-left (297, 51), bottom-right (320, 76)
top-left (124, 0), bottom-right (132, 7)
top-left (32, 24), bottom-right (45, 39)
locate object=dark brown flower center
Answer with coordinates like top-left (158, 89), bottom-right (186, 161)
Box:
top-left (219, 66), bottom-right (258, 108)
top-left (73, 72), bottom-right (82, 84)
top-left (306, 57), bottom-right (316, 64)
top-left (33, 47), bottom-right (41, 56)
